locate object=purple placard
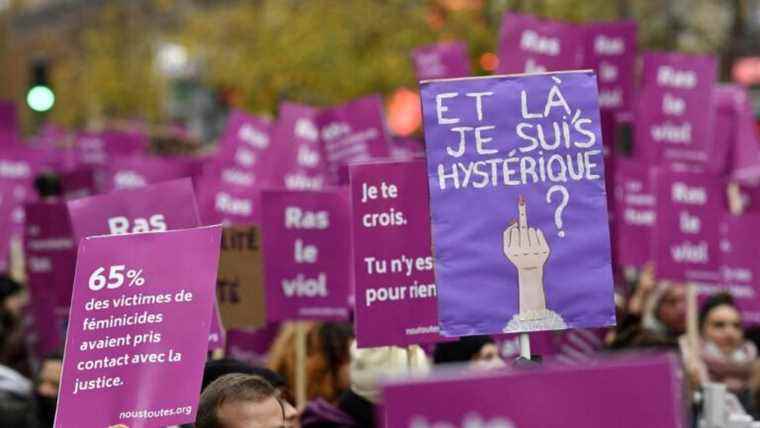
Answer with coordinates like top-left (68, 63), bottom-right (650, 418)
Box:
top-left (613, 160), bottom-right (657, 267)
top-left (390, 136), bottom-right (425, 160)
top-left (270, 102), bottom-right (327, 190)
top-left (195, 171), bottom-right (261, 225)
top-left (583, 21), bottom-right (637, 112)
top-left (635, 52), bottom-right (717, 166)
top-left (712, 215), bottom-right (760, 325)
top-left (350, 160), bottom-right (441, 347)
top-left (261, 189), bottom-right (351, 321)
top-left (317, 95), bottom-right (391, 185)
top-left (54, 225), bottom-right (222, 427)
top-left (102, 155), bottom-right (201, 192)
top-left (24, 201), bottom-right (77, 355)
top-left (383, 354), bottom-right (684, 428)
top-left (66, 178), bottom-right (201, 243)
top-left (208, 299), bottom-right (226, 349)
top-left (496, 13), bottom-right (584, 74)
top-left (654, 169), bottom-right (723, 283)
top-left (421, 71), bottom-right (615, 336)
top-left (60, 168), bottom-right (99, 200)
top-left (0, 100), bottom-right (19, 146)
top-left (728, 87), bottom-right (760, 184)
top-left (0, 182), bottom-right (16, 272)
top-left (225, 324), bottom-right (280, 367)
top-left (412, 41), bottom-right (471, 81)
top-left (216, 111), bottom-right (275, 182)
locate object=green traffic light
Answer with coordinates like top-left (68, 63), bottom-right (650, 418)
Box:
top-left (26, 85), bottom-right (55, 112)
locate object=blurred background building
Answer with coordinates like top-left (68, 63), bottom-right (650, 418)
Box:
top-left (1, 0), bottom-right (760, 141)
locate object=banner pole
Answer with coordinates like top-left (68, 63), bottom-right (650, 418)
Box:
top-left (295, 321), bottom-right (307, 409)
top-left (686, 283), bottom-right (700, 369)
top-left (519, 333), bottom-right (531, 360)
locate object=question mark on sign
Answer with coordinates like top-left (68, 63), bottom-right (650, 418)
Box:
top-left (546, 185), bottom-right (570, 238)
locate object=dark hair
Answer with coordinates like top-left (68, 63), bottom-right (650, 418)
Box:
top-left (699, 292), bottom-right (738, 331)
top-left (33, 173), bottom-right (62, 198)
top-left (201, 358), bottom-right (286, 392)
top-left (433, 336), bottom-right (495, 364)
top-left (196, 374), bottom-right (279, 428)
top-left (0, 276), bottom-right (22, 302)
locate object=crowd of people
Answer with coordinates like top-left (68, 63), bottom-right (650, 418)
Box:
top-left (0, 257), bottom-right (758, 426)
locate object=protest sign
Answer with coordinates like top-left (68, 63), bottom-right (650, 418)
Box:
top-left (261, 189), bottom-right (351, 321)
top-left (102, 155), bottom-right (201, 192)
top-left (390, 136), bottom-right (425, 160)
top-left (67, 178), bottom-right (223, 350)
top-left (420, 71), bottom-right (615, 336)
top-left (225, 324), bottom-right (280, 367)
top-left (707, 215), bottom-right (760, 325)
top-left (67, 178), bottom-right (200, 242)
top-left (216, 225), bottom-right (267, 329)
top-left (317, 95), bottom-right (391, 185)
top-left (635, 52), bottom-right (717, 166)
top-left (583, 21), bottom-right (637, 112)
top-left (350, 160), bottom-right (441, 347)
top-left (654, 170), bottom-right (723, 283)
top-left (54, 225), bottom-right (222, 427)
top-left (497, 13), bottom-right (584, 74)
top-left (24, 201), bottom-right (77, 355)
top-left (216, 110), bottom-right (273, 174)
top-left (270, 102), bottom-right (327, 190)
top-left (727, 87), bottom-right (760, 184)
top-left (0, 100), bottom-right (18, 146)
top-left (613, 160), bottom-right (657, 267)
top-left (208, 299), bottom-right (226, 350)
top-left (412, 41), bottom-right (471, 81)
top-left (195, 172), bottom-right (261, 225)
top-left (60, 168), bottom-right (99, 200)
top-left (383, 354), bottom-right (684, 428)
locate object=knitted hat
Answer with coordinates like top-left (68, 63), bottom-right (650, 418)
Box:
top-left (349, 341), bottom-right (429, 404)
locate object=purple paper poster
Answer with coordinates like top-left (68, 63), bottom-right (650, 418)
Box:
top-left (24, 201), bottom-right (77, 355)
top-left (102, 155), bottom-right (201, 192)
top-left (195, 172), bottom-right (261, 225)
top-left (420, 71), bottom-right (615, 336)
top-left (412, 41), bottom-right (471, 81)
top-left (716, 215), bottom-right (760, 325)
top-left (583, 21), bottom-right (637, 112)
top-left (654, 170), bottom-right (723, 283)
top-left (635, 52), bottom-right (717, 165)
top-left (0, 100), bottom-right (18, 146)
top-left (613, 160), bottom-right (657, 267)
top-left (215, 111), bottom-right (275, 184)
top-left (225, 324), bottom-right (279, 367)
top-left (383, 354), bottom-right (684, 428)
top-left (66, 178), bottom-right (201, 242)
top-left (496, 13), bottom-right (584, 74)
top-left (350, 160), bottom-right (441, 347)
top-left (270, 102), bottom-right (327, 190)
top-left (318, 95), bottom-right (391, 185)
top-left (54, 226), bottom-right (222, 427)
top-left (261, 189), bottom-right (351, 321)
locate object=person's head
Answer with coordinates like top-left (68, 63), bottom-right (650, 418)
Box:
top-left (656, 283), bottom-right (687, 335)
top-left (0, 275), bottom-right (25, 320)
top-left (433, 336), bottom-right (503, 368)
top-left (33, 172), bottom-right (62, 199)
top-left (202, 359), bottom-right (297, 427)
top-left (267, 321), bottom-right (353, 403)
top-left (196, 374), bottom-right (294, 428)
top-left (700, 293), bottom-right (743, 356)
top-left (350, 342), bottom-right (429, 404)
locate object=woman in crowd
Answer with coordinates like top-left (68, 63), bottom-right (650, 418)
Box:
top-left (681, 293), bottom-right (757, 414)
top-left (611, 264), bottom-right (687, 350)
top-left (268, 322), bottom-right (354, 404)
top-left (432, 335), bottom-right (505, 369)
top-left (301, 342), bottom-right (429, 428)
